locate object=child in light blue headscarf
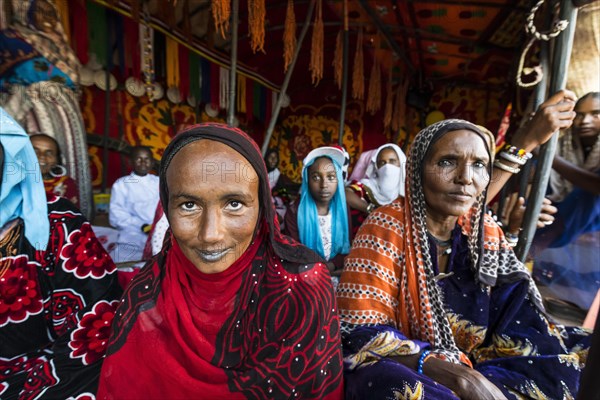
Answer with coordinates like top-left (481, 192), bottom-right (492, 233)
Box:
top-left (0, 108), bottom-right (49, 250)
top-left (284, 146), bottom-right (351, 275)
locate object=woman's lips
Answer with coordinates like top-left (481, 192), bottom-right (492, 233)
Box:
top-left (197, 249), bottom-right (230, 263)
top-left (448, 192), bottom-right (472, 202)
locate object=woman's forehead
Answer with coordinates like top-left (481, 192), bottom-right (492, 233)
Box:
top-left (168, 140), bottom-right (256, 179)
top-left (576, 96), bottom-right (600, 111)
top-left (309, 156), bottom-right (335, 170)
top-left (175, 139), bottom-right (242, 160)
top-left (377, 147), bottom-right (399, 159)
top-left (31, 135), bottom-right (57, 148)
top-left (430, 129), bottom-right (489, 154)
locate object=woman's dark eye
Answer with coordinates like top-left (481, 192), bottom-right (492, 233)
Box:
top-left (181, 202), bottom-right (196, 211)
top-left (228, 201), bottom-right (243, 211)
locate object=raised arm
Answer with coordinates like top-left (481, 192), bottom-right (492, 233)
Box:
top-left (552, 155), bottom-right (600, 195)
top-left (487, 90), bottom-right (577, 202)
top-left (345, 185), bottom-right (371, 213)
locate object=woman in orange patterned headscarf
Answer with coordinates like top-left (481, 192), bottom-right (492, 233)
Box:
top-left (337, 120), bottom-right (589, 400)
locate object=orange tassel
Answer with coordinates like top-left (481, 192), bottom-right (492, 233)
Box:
top-left (384, 68), bottom-right (393, 128)
top-left (283, 0), bottom-right (296, 72)
top-left (310, 0), bottom-right (324, 85)
top-left (212, 0), bottom-right (230, 39)
top-left (333, 30), bottom-right (343, 90)
top-left (352, 28), bottom-right (364, 100)
top-left (248, 0), bottom-right (266, 53)
top-left (366, 55), bottom-right (381, 115)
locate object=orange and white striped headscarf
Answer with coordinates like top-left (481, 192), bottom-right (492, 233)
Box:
top-left (337, 119), bottom-right (543, 362)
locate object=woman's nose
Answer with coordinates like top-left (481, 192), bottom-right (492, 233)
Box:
top-left (198, 209), bottom-right (224, 244)
top-left (455, 164), bottom-right (473, 184)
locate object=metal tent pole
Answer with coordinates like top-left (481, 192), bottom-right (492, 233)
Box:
top-left (227, 0), bottom-right (239, 126)
top-left (515, 0), bottom-right (578, 261)
top-left (338, 0), bottom-right (349, 146)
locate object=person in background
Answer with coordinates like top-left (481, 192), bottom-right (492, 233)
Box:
top-left (0, 109), bottom-right (121, 398)
top-left (30, 133), bottom-right (79, 206)
top-left (534, 91), bottom-right (600, 249)
top-left (109, 146), bottom-right (159, 263)
top-left (337, 119), bottom-right (589, 399)
top-left (264, 148), bottom-right (290, 225)
top-left (284, 146), bottom-right (351, 288)
top-left (97, 123), bottom-right (343, 399)
top-left (347, 148), bottom-right (377, 183)
top-left (345, 143), bottom-right (406, 236)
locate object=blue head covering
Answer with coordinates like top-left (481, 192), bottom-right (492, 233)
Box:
top-left (298, 150), bottom-right (350, 260)
top-left (0, 108), bottom-right (49, 250)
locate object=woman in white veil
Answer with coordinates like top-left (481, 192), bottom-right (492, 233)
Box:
top-left (345, 143), bottom-right (406, 236)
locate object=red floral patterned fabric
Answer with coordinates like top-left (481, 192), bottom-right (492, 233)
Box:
top-left (43, 175), bottom-right (79, 207)
top-left (0, 196), bottom-right (122, 399)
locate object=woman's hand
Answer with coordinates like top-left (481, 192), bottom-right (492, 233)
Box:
top-left (423, 357), bottom-right (508, 400)
top-left (507, 197), bottom-right (557, 233)
top-left (487, 90), bottom-right (577, 203)
top-left (512, 90), bottom-right (577, 152)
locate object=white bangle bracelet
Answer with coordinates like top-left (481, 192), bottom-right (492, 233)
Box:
top-left (493, 159), bottom-right (521, 174)
top-left (499, 151), bottom-right (528, 166)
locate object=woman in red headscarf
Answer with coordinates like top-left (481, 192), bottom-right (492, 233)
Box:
top-left (97, 123), bottom-right (343, 399)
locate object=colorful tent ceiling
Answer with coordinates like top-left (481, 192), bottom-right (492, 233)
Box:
top-left (94, 0), bottom-right (539, 110)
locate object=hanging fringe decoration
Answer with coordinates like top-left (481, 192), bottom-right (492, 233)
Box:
top-left (166, 37), bottom-right (180, 88)
top-left (391, 77), bottom-right (408, 133)
top-left (366, 55), bottom-right (381, 115)
top-left (309, 0), bottom-right (324, 85)
top-left (383, 67), bottom-right (393, 129)
top-left (219, 66), bottom-right (229, 110)
top-left (283, 0), bottom-right (297, 72)
top-left (212, 0), bottom-right (230, 39)
top-left (140, 12), bottom-right (155, 97)
top-left (248, 0), bottom-right (266, 53)
top-left (352, 28), bottom-right (364, 100)
top-left (333, 30), bottom-right (343, 90)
